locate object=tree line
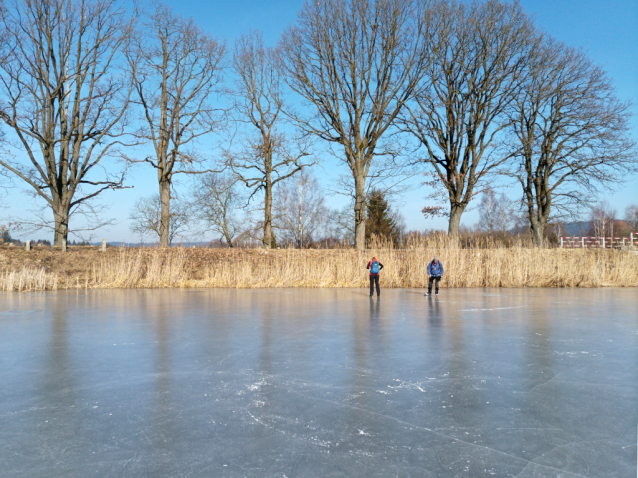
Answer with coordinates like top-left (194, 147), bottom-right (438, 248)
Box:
top-left (473, 189), bottom-right (638, 242)
top-left (0, 0), bottom-right (634, 249)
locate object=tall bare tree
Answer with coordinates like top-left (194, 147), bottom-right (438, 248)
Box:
top-left (509, 39), bottom-right (636, 246)
top-left (0, 0), bottom-right (135, 245)
top-left (126, 2), bottom-right (226, 247)
top-left (229, 30), bottom-right (312, 249)
top-left (402, 0), bottom-right (535, 237)
top-left (279, 0), bottom-right (432, 249)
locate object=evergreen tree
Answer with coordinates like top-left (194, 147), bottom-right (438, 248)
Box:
top-left (365, 189), bottom-right (400, 245)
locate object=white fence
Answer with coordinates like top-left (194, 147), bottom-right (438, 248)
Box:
top-left (560, 233), bottom-right (637, 249)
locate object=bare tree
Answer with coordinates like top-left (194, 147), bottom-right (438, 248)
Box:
top-left (402, 0), bottom-right (535, 237)
top-left (279, 0), bottom-right (432, 249)
top-left (11, 199), bottom-right (117, 243)
top-left (477, 187), bottom-right (516, 233)
top-left (330, 154), bottom-right (415, 209)
top-left (0, 0), bottom-right (135, 245)
top-left (625, 204), bottom-right (638, 230)
top-left (509, 38), bottom-right (636, 246)
top-left (589, 201), bottom-right (617, 238)
top-left (229, 30), bottom-right (312, 249)
top-left (274, 170), bottom-right (327, 248)
top-left (191, 173), bottom-right (244, 247)
top-left (126, 2), bottom-right (226, 247)
top-left (325, 205), bottom-right (355, 245)
top-left (129, 194), bottom-right (189, 244)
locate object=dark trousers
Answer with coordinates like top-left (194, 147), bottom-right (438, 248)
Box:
top-left (369, 275), bottom-right (380, 296)
top-left (428, 276), bottom-right (441, 293)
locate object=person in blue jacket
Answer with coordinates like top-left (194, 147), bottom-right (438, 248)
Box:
top-left (367, 256), bottom-right (384, 297)
top-left (426, 256), bottom-right (444, 296)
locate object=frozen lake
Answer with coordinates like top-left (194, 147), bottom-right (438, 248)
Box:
top-left (0, 288), bottom-right (636, 477)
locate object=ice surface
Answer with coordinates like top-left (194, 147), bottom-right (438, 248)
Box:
top-left (0, 288), bottom-right (636, 477)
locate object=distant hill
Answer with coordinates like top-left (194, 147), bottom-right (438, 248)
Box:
top-left (563, 221), bottom-right (591, 236)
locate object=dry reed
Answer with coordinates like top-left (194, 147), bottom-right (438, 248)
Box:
top-left (1, 235), bottom-right (637, 291)
top-left (1, 267), bottom-right (58, 291)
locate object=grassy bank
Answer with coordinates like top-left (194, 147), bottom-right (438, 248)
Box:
top-left (1, 240), bottom-right (637, 291)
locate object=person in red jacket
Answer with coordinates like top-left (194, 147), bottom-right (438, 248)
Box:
top-left (366, 257), bottom-right (384, 297)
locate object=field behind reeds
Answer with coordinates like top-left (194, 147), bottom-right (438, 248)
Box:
top-left (1, 236), bottom-right (637, 291)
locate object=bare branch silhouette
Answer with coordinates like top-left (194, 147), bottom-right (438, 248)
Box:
top-left (507, 38), bottom-right (636, 246)
top-left (0, 0), bottom-right (136, 244)
top-left (229, 30), bottom-right (314, 249)
top-left (125, 1), bottom-right (227, 247)
top-left (279, 0), bottom-right (433, 249)
top-left (401, 0), bottom-right (536, 236)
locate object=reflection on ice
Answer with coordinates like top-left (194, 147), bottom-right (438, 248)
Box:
top-left (0, 288), bottom-right (636, 477)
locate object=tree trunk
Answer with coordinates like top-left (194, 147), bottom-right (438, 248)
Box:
top-left (53, 202), bottom-right (70, 246)
top-left (448, 204), bottom-right (465, 237)
top-left (159, 179), bottom-right (171, 247)
top-left (530, 216), bottom-right (546, 248)
top-left (526, 189), bottom-right (549, 248)
top-left (263, 174), bottom-right (273, 249)
top-left (223, 221), bottom-right (234, 248)
top-left (354, 172), bottom-right (366, 250)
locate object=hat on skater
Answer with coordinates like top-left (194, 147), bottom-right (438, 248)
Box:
top-left (433, 255), bottom-right (439, 262)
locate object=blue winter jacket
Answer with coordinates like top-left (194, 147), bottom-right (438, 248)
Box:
top-left (427, 260), bottom-right (444, 277)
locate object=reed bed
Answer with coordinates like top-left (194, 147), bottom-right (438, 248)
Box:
top-left (1, 267), bottom-right (59, 291)
top-left (1, 237), bottom-right (637, 291)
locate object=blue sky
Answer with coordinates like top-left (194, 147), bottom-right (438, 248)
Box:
top-left (3, 0), bottom-right (637, 242)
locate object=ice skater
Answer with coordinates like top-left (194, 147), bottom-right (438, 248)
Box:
top-left (367, 256), bottom-right (384, 297)
top-left (425, 255), bottom-right (444, 297)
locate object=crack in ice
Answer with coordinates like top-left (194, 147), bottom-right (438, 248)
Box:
top-left (289, 389), bottom-right (589, 478)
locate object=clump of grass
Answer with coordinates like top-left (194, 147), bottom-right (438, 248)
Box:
top-left (1, 239), bottom-right (637, 291)
top-left (92, 248), bottom-right (189, 288)
top-left (1, 267), bottom-right (58, 291)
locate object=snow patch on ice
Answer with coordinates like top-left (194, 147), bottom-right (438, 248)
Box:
top-left (460, 306), bottom-right (527, 312)
top-left (378, 379), bottom-right (430, 394)
top-left (247, 379), bottom-right (268, 391)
